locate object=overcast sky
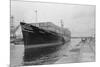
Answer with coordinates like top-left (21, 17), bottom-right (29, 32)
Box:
top-left (11, 0), bottom-right (95, 37)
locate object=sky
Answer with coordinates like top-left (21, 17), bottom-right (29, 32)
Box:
top-left (11, 0), bottom-right (95, 37)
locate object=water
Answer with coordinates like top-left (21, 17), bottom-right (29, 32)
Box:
top-left (23, 38), bottom-right (82, 65)
top-left (10, 38), bottom-right (95, 66)
top-left (55, 38), bottom-right (82, 63)
top-left (10, 44), bottom-right (24, 67)
top-left (55, 38), bottom-right (95, 63)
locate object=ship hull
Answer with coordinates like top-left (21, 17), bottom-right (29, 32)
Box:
top-left (20, 22), bottom-right (64, 46)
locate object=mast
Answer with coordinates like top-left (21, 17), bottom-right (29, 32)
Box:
top-left (35, 9), bottom-right (40, 27)
top-left (60, 19), bottom-right (64, 36)
top-left (35, 10), bottom-right (38, 23)
top-left (61, 19), bottom-right (64, 29)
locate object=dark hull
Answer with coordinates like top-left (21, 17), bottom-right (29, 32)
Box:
top-left (20, 22), bottom-right (64, 46)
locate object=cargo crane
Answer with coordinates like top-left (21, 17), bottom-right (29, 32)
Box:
top-left (10, 16), bottom-right (22, 44)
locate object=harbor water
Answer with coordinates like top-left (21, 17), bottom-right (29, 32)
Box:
top-left (10, 38), bottom-right (95, 66)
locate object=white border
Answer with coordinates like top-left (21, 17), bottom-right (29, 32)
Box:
top-left (0, 0), bottom-right (99, 67)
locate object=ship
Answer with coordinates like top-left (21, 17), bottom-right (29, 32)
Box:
top-left (20, 22), bottom-right (66, 63)
top-left (20, 22), bottom-right (65, 46)
top-left (10, 16), bottom-right (70, 64)
top-left (10, 14), bottom-right (71, 65)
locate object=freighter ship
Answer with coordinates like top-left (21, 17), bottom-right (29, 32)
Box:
top-left (10, 14), bottom-right (71, 65)
top-left (20, 22), bottom-right (65, 62)
top-left (20, 22), bottom-right (65, 46)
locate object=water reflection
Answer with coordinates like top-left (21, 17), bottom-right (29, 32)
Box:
top-left (23, 38), bottom-right (82, 65)
top-left (23, 38), bottom-right (95, 65)
top-left (10, 38), bottom-right (95, 66)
